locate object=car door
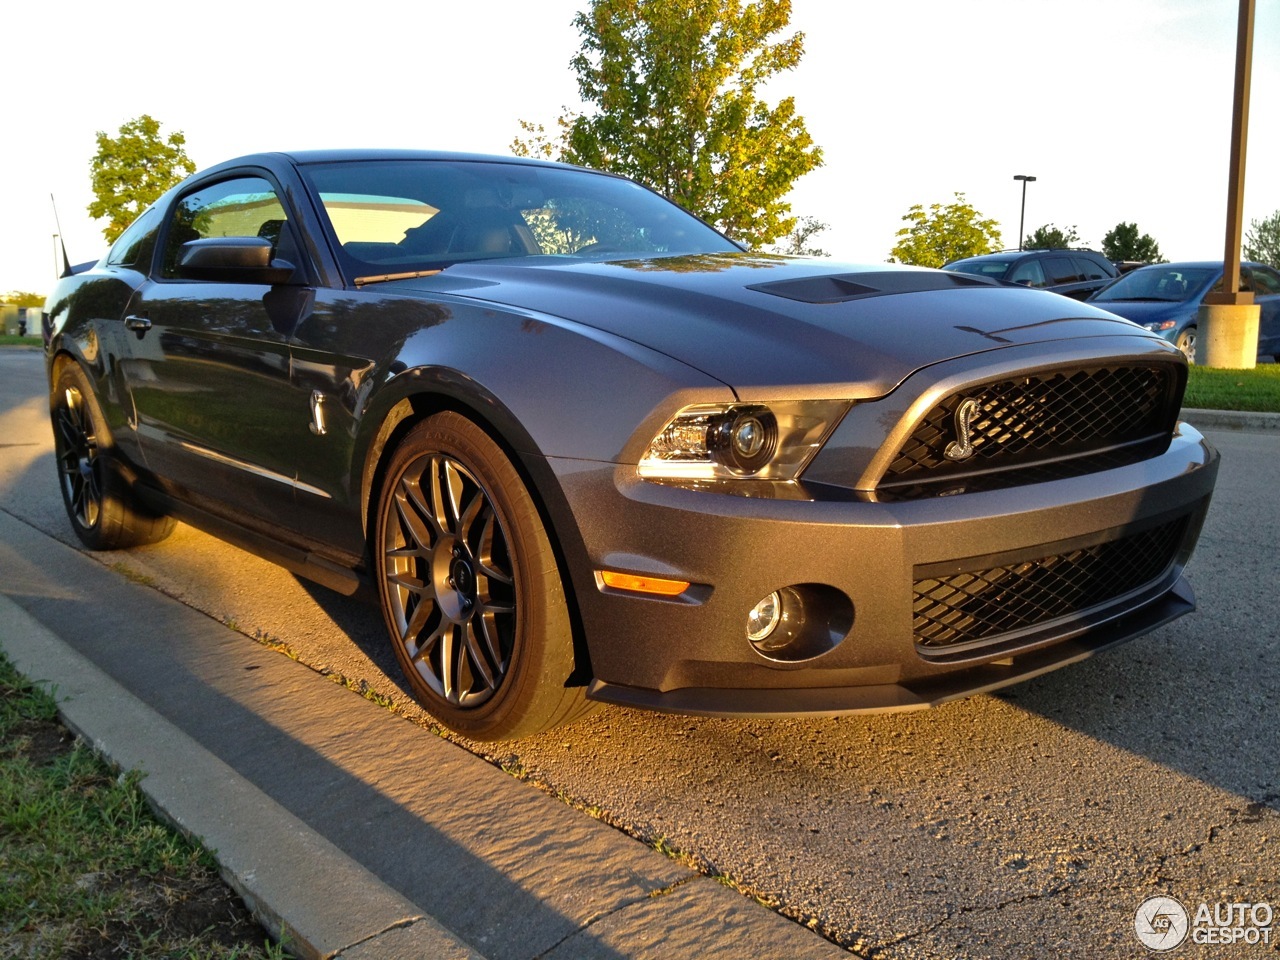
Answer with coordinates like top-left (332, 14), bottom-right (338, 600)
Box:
top-left (1243, 266), bottom-right (1280, 360)
top-left (123, 173), bottom-right (310, 531)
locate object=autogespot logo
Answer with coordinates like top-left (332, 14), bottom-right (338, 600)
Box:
top-left (1135, 896), bottom-right (1190, 951)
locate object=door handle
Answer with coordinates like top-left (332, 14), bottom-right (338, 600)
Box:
top-left (124, 315), bottom-right (152, 336)
top-left (309, 390), bottom-right (327, 436)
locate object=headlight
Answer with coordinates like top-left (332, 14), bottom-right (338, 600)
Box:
top-left (638, 400), bottom-right (849, 480)
top-left (1145, 320), bottom-right (1177, 332)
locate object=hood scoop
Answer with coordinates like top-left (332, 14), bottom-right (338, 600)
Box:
top-left (748, 270), bottom-right (994, 304)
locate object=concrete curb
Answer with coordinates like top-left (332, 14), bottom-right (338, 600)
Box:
top-left (0, 504), bottom-right (852, 960)
top-left (0, 595), bottom-right (485, 960)
top-left (1183, 407), bottom-right (1280, 431)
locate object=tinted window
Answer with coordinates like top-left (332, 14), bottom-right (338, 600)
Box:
top-left (1007, 259), bottom-right (1047, 287)
top-left (106, 204), bottom-right (163, 269)
top-left (1042, 257), bottom-right (1082, 284)
top-left (1075, 256), bottom-right (1115, 281)
top-left (942, 259), bottom-right (1011, 280)
top-left (161, 176), bottom-right (289, 279)
top-left (1245, 266), bottom-right (1280, 295)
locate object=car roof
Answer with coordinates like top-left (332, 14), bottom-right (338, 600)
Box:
top-left (203, 148), bottom-right (581, 172)
top-left (1128, 261), bottom-right (1234, 271)
top-left (947, 249), bottom-right (1107, 266)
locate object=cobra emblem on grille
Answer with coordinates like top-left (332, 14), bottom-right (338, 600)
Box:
top-left (944, 398), bottom-right (980, 461)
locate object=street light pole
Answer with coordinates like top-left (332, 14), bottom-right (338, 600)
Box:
top-left (1200, 0), bottom-right (1258, 368)
top-left (1013, 175), bottom-right (1036, 251)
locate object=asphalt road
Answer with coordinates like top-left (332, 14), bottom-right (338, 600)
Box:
top-left (2, 347), bottom-right (1277, 959)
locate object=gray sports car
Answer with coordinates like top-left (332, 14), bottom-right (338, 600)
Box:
top-left (45, 150), bottom-right (1219, 739)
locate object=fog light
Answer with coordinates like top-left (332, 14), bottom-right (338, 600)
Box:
top-left (746, 584), bottom-right (854, 663)
top-left (746, 591), bottom-right (782, 642)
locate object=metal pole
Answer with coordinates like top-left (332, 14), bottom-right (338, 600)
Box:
top-left (1014, 175), bottom-right (1036, 251)
top-left (1208, 0), bottom-right (1254, 306)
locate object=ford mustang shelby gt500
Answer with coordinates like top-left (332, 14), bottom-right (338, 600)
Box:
top-left (45, 150), bottom-right (1218, 739)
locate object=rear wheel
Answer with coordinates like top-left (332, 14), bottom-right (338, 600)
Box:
top-left (375, 412), bottom-right (594, 740)
top-left (51, 363), bottom-right (174, 550)
top-left (1176, 326), bottom-right (1197, 364)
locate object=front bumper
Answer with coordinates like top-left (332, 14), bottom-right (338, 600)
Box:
top-left (552, 422), bottom-right (1218, 717)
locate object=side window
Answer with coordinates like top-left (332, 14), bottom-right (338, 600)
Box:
top-left (1245, 267), bottom-right (1280, 295)
top-left (1043, 257), bottom-right (1082, 284)
top-left (1075, 256), bottom-right (1113, 281)
top-left (106, 204), bottom-right (163, 270)
top-left (1008, 260), bottom-right (1047, 287)
top-left (160, 176), bottom-right (290, 279)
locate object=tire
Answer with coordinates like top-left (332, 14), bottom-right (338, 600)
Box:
top-left (1176, 326), bottom-right (1196, 364)
top-left (375, 412), bottom-right (594, 740)
top-left (51, 363), bottom-right (175, 550)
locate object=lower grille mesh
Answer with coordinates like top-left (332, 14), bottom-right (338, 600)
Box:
top-left (913, 517), bottom-right (1189, 650)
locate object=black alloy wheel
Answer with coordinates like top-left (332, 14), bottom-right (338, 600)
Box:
top-left (383, 450), bottom-right (516, 708)
top-left (51, 363), bottom-right (174, 550)
top-left (54, 379), bottom-right (102, 532)
top-left (375, 412), bottom-right (593, 740)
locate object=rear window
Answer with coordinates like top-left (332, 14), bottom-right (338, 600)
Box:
top-left (943, 259), bottom-right (1011, 280)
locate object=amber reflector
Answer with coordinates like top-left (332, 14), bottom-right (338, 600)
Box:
top-left (598, 571), bottom-right (690, 596)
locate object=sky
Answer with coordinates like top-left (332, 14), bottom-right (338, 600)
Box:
top-left (3, 0), bottom-right (1277, 296)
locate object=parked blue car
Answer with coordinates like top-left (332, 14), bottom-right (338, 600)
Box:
top-left (1088, 261), bottom-right (1280, 363)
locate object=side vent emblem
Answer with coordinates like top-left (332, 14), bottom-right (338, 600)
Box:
top-left (944, 398), bottom-right (980, 462)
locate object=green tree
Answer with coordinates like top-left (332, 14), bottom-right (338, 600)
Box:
top-left (521, 0), bottom-right (822, 249)
top-left (1102, 222), bottom-right (1162, 263)
top-left (88, 115), bottom-right (196, 244)
top-left (1, 291), bottom-right (44, 307)
top-left (1243, 210), bottom-right (1280, 269)
top-left (1022, 223), bottom-right (1081, 250)
top-left (772, 215), bottom-right (828, 256)
top-left (888, 193), bottom-right (1001, 268)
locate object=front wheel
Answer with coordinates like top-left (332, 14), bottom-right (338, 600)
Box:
top-left (374, 412), bottom-right (594, 740)
top-left (1176, 326), bottom-right (1197, 364)
top-left (51, 363), bottom-right (174, 550)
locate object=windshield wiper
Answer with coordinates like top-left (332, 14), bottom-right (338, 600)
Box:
top-left (354, 269), bottom-right (443, 287)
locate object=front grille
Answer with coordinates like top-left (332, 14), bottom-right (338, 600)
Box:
top-left (912, 516), bottom-right (1189, 651)
top-left (882, 365), bottom-right (1180, 490)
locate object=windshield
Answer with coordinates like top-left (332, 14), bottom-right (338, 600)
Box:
top-left (1093, 266), bottom-right (1215, 303)
top-left (300, 159), bottom-right (739, 282)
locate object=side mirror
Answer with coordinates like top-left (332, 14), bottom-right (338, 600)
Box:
top-left (176, 237), bottom-right (296, 285)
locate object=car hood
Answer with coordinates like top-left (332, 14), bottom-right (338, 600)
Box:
top-left (1088, 299), bottom-right (1195, 325)
top-left (394, 253), bottom-right (1156, 398)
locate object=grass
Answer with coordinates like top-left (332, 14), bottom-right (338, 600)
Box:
top-left (0, 651), bottom-right (287, 959)
top-left (1185, 363), bottom-right (1280, 413)
top-left (0, 335), bottom-right (42, 347)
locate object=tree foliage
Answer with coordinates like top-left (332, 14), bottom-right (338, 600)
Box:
top-left (1102, 222), bottom-right (1162, 263)
top-left (1, 291), bottom-right (44, 307)
top-left (1243, 210), bottom-right (1280, 269)
top-left (1022, 223), bottom-right (1080, 250)
top-left (772, 215), bottom-right (828, 256)
top-left (517, 0), bottom-right (823, 249)
top-left (88, 115), bottom-right (196, 244)
top-left (888, 193), bottom-right (1001, 268)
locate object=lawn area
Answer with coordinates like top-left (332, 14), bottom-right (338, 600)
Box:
top-left (0, 651), bottom-right (286, 959)
top-left (0, 335), bottom-right (42, 347)
top-left (1184, 363), bottom-right (1280, 413)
